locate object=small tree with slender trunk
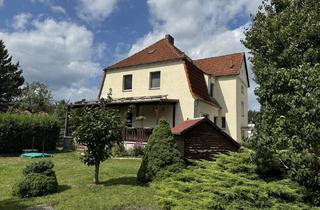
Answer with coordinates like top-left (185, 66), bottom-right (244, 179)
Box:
top-left (70, 99), bottom-right (123, 184)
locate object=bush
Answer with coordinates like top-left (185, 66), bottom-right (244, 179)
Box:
top-left (153, 148), bottom-right (317, 210)
top-left (0, 113), bottom-right (60, 154)
top-left (111, 143), bottom-right (128, 157)
top-left (13, 173), bottom-right (58, 198)
top-left (137, 119), bottom-right (185, 183)
top-left (23, 160), bottom-right (55, 177)
top-left (13, 160), bottom-right (58, 198)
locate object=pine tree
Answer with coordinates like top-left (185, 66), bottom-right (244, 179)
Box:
top-left (0, 40), bottom-right (24, 112)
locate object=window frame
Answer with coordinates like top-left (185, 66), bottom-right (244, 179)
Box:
top-left (149, 71), bottom-right (161, 89)
top-left (123, 74), bottom-right (133, 91)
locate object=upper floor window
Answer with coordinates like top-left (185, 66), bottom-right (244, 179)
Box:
top-left (214, 116), bottom-right (218, 124)
top-left (241, 101), bottom-right (244, 117)
top-left (209, 83), bottom-right (214, 97)
top-left (123, 74), bottom-right (132, 91)
top-left (150, 71), bottom-right (161, 89)
top-left (221, 117), bottom-right (226, 129)
top-left (241, 85), bottom-right (244, 94)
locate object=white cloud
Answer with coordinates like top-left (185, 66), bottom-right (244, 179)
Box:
top-left (12, 13), bottom-right (32, 30)
top-left (77, 0), bottom-right (118, 22)
top-left (50, 5), bottom-right (66, 14)
top-left (0, 18), bottom-right (101, 101)
top-left (129, 0), bottom-right (261, 110)
top-left (0, 0), bottom-right (4, 7)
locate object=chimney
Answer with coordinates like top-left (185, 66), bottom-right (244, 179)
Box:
top-left (165, 34), bottom-right (174, 45)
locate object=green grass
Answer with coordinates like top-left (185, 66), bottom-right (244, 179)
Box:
top-left (0, 152), bottom-right (159, 210)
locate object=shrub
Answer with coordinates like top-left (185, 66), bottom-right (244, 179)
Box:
top-left (111, 143), bottom-right (128, 157)
top-left (13, 173), bottom-right (58, 198)
top-left (128, 141), bottom-right (144, 157)
top-left (0, 113), bottom-right (60, 154)
top-left (13, 160), bottom-right (58, 198)
top-left (137, 119), bottom-right (185, 183)
top-left (23, 160), bottom-right (55, 177)
top-left (153, 148), bottom-right (316, 210)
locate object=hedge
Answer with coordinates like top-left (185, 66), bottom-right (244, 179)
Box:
top-left (0, 113), bottom-right (60, 154)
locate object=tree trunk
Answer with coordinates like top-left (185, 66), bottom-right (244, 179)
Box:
top-left (94, 162), bottom-right (100, 184)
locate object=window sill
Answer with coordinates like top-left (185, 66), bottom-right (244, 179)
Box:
top-left (122, 89), bottom-right (132, 92)
top-left (149, 87), bottom-right (160, 90)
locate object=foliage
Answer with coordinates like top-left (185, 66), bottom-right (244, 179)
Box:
top-left (23, 160), bottom-right (55, 177)
top-left (52, 99), bottom-right (69, 126)
top-left (128, 142), bottom-right (144, 157)
top-left (242, 0), bottom-right (320, 191)
top-left (13, 161), bottom-right (58, 198)
top-left (0, 113), bottom-right (60, 154)
top-left (14, 82), bottom-right (54, 113)
top-left (70, 99), bottom-right (123, 184)
top-left (137, 119), bottom-right (185, 183)
top-left (0, 40), bottom-right (24, 112)
top-left (153, 148), bottom-right (319, 210)
top-left (111, 143), bottom-right (128, 157)
top-left (248, 110), bottom-right (259, 124)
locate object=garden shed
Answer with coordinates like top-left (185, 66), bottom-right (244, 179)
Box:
top-left (171, 117), bottom-right (240, 160)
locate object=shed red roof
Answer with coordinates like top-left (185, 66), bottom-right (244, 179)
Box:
top-left (193, 53), bottom-right (244, 76)
top-left (171, 118), bottom-right (202, 134)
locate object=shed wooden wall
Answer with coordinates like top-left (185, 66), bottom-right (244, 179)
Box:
top-left (180, 121), bottom-right (239, 160)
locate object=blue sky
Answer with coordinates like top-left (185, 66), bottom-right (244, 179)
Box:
top-left (0, 0), bottom-right (261, 110)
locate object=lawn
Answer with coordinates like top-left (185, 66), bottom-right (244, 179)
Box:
top-left (0, 152), bottom-right (159, 210)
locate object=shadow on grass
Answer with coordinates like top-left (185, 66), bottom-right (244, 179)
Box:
top-left (0, 198), bottom-right (30, 210)
top-left (57, 184), bottom-right (71, 193)
top-left (100, 176), bottom-right (147, 187)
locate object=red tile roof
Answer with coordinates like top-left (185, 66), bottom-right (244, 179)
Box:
top-left (106, 37), bottom-right (186, 70)
top-left (171, 118), bottom-right (202, 134)
top-left (193, 53), bottom-right (244, 76)
top-left (184, 60), bottom-right (220, 107)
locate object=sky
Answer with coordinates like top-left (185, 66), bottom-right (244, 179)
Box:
top-left (0, 0), bottom-right (262, 110)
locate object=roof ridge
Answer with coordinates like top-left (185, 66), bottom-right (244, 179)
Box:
top-left (194, 52), bottom-right (245, 62)
top-left (105, 38), bottom-right (168, 70)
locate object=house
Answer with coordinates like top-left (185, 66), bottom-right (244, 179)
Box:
top-left (172, 117), bottom-right (240, 160)
top-left (98, 34), bottom-right (249, 144)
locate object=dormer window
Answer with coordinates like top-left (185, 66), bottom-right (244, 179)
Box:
top-left (123, 74), bottom-right (132, 91)
top-left (150, 71), bottom-right (161, 89)
top-left (209, 83), bottom-right (214, 97)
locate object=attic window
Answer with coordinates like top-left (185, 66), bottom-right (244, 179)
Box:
top-left (148, 49), bottom-right (156, 54)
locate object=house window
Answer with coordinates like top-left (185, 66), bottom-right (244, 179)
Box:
top-left (241, 101), bottom-right (244, 117)
top-left (150, 71), bottom-right (161, 89)
top-left (221, 117), bottom-right (226, 129)
top-left (125, 112), bottom-right (133, 127)
top-left (214, 116), bottom-right (218, 124)
top-left (123, 75), bottom-right (132, 91)
top-left (241, 85), bottom-right (244, 94)
top-left (209, 83), bottom-right (214, 97)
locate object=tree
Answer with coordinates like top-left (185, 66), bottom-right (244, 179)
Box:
top-left (242, 0), bottom-right (320, 191)
top-left (0, 40), bottom-right (24, 112)
top-left (248, 110), bottom-right (259, 124)
top-left (70, 100), bottom-right (123, 184)
top-left (137, 119), bottom-right (185, 183)
top-left (53, 99), bottom-right (69, 126)
top-left (15, 82), bottom-right (54, 113)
